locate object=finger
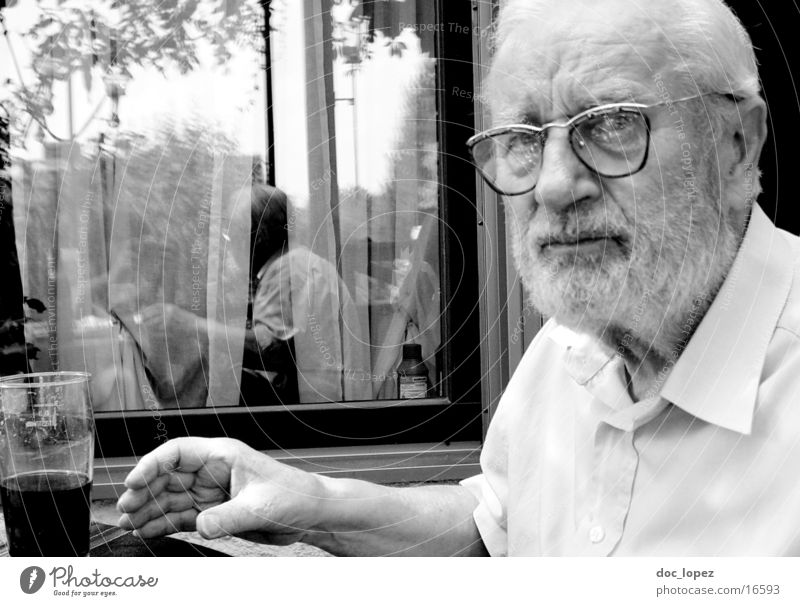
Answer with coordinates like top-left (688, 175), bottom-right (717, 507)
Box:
top-left (118, 485), bottom-right (204, 532)
top-left (138, 304), bottom-right (167, 322)
top-left (119, 489), bottom-right (198, 530)
top-left (197, 500), bottom-right (304, 544)
top-left (196, 499), bottom-right (258, 539)
top-left (124, 438), bottom-right (212, 489)
top-left (195, 490), bottom-right (300, 540)
top-left (118, 496), bottom-right (191, 532)
top-left (165, 470), bottom-right (198, 492)
top-left (117, 473), bottom-right (171, 513)
top-left (118, 464), bottom-right (215, 518)
top-left (123, 443), bottom-right (181, 489)
top-left (131, 509), bottom-right (199, 539)
top-left (117, 493), bottom-right (196, 529)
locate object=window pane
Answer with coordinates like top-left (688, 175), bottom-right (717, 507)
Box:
top-left (2, 0), bottom-right (266, 410)
top-left (266, 0), bottom-right (442, 403)
top-left (2, 0), bottom-right (443, 410)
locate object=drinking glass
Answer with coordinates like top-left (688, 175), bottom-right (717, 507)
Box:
top-left (0, 372), bottom-right (94, 556)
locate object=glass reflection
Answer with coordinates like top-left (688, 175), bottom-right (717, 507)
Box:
top-left (2, 0), bottom-right (443, 410)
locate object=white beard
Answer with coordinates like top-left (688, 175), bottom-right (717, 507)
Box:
top-left (507, 167), bottom-right (741, 358)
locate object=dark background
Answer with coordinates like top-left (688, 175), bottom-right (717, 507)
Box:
top-left (728, 1), bottom-right (800, 234)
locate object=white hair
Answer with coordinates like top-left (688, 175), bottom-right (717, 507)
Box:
top-left (494, 0), bottom-right (761, 99)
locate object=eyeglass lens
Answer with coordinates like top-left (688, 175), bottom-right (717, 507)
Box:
top-left (471, 108), bottom-right (650, 195)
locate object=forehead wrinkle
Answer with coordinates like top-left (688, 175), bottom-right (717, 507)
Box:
top-left (488, 20), bottom-right (674, 126)
top-left (493, 77), bottom-right (656, 126)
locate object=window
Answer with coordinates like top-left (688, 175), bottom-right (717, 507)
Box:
top-left (0, 0), bottom-right (481, 476)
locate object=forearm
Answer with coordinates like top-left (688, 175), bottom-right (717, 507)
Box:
top-left (203, 320), bottom-right (270, 362)
top-left (302, 476), bottom-right (488, 556)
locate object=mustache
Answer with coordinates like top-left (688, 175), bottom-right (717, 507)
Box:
top-left (522, 210), bottom-right (632, 250)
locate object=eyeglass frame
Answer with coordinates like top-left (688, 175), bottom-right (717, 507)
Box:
top-left (466, 92), bottom-right (724, 196)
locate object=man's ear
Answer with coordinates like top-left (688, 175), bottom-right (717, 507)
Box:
top-left (721, 96), bottom-right (767, 221)
top-left (726, 96), bottom-right (767, 184)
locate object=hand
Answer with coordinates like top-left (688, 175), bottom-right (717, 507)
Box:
top-left (133, 303), bottom-right (208, 396)
top-left (136, 303), bottom-right (201, 343)
top-left (116, 437), bottom-right (323, 545)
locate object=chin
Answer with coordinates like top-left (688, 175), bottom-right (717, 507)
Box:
top-left (522, 257), bottom-right (631, 331)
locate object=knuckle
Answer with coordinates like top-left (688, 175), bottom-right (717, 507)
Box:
top-left (160, 454), bottom-right (179, 474)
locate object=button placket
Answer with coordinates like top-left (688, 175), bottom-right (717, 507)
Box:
top-left (581, 423), bottom-right (638, 555)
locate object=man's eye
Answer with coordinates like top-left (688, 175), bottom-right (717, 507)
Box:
top-left (507, 132), bottom-right (538, 151)
top-left (598, 115), bottom-right (634, 136)
top-left (505, 132), bottom-right (540, 166)
top-left (582, 112), bottom-right (644, 150)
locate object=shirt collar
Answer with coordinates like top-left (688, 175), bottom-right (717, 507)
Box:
top-left (550, 325), bottom-right (669, 432)
top-left (256, 249), bottom-right (289, 282)
top-left (661, 204), bottom-right (793, 435)
top-left (548, 205), bottom-right (793, 435)
top-left (549, 324), bottom-right (615, 386)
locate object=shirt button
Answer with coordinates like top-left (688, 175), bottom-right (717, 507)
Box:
top-left (589, 526), bottom-right (605, 543)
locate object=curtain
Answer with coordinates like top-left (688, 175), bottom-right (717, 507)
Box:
top-left (271, 0), bottom-right (441, 401)
top-left (9, 0), bottom-right (261, 410)
top-left (105, 127), bottom-right (251, 409)
top-left (12, 131), bottom-right (252, 410)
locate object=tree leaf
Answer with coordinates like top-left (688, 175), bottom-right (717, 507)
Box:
top-left (24, 297), bottom-right (47, 313)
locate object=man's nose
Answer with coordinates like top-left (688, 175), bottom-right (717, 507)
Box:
top-left (532, 129), bottom-right (600, 212)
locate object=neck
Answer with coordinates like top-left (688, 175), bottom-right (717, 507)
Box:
top-left (592, 232), bottom-right (743, 401)
top-left (556, 205), bottom-right (749, 400)
top-left (607, 333), bottom-right (673, 401)
top-left (600, 291), bottom-right (716, 401)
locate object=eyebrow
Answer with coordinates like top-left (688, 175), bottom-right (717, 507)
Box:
top-left (574, 93), bottom-right (636, 112)
top-left (517, 98), bottom-right (615, 125)
top-left (515, 82), bottom-right (653, 125)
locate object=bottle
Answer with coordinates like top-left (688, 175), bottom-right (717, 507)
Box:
top-left (397, 343), bottom-right (429, 399)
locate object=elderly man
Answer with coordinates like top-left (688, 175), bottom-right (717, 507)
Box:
top-left (117, 0), bottom-right (800, 556)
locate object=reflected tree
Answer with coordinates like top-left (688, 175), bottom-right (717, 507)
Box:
top-left (2, 0), bottom-right (263, 145)
top-left (0, 111), bottom-right (31, 375)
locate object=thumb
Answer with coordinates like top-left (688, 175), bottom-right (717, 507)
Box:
top-left (196, 500), bottom-right (257, 539)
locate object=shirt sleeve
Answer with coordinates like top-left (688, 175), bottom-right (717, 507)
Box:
top-left (460, 473), bottom-right (508, 557)
top-left (251, 255), bottom-right (299, 348)
top-left (460, 393), bottom-right (513, 557)
top-left (460, 320), bottom-right (561, 556)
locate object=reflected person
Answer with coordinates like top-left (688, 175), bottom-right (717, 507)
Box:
top-left (244, 184), bottom-right (369, 404)
top-left (239, 185), bottom-right (299, 405)
top-left (139, 184), bottom-right (367, 406)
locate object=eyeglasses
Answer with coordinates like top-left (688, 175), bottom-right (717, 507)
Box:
top-left (466, 93), bottom-right (710, 196)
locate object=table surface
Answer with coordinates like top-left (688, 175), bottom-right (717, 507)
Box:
top-left (0, 520), bottom-right (229, 557)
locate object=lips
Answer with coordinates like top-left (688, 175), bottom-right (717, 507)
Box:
top-left (545, 235), bottom-right (607, 246)
top-left (540, 234), bottom-right (624, 249)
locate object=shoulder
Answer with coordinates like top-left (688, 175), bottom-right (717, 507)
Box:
top-left (775, 227), bottom-right (800, 340)
top-left (758, 230), bottom-right (800, 427)
top-left (494, 319), bottom-right (568, 411)
top-left (258, 247), bottom-right (320, 283)
top-left (283, 247), bottom-right (339, 279)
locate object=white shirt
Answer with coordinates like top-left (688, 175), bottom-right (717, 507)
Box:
top-left (462, 204), bottom-right (800, 555)
top-left (252, 246), bottom-right (371, 402)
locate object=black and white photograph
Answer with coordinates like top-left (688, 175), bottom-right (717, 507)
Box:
top-left (0, 0), bottom-right (799, 602)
